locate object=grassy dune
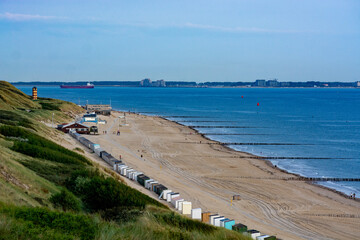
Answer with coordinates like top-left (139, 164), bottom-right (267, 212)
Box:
top-left (0, 81), bottom-right (251, 240)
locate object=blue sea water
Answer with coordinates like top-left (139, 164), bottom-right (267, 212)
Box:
top-left (19, 86), bottom-right (360, 195)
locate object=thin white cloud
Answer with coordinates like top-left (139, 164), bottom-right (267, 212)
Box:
top-left (0, 12), bottom-right (68, 21)
top-left (182, 22), bottom-right (298, 33)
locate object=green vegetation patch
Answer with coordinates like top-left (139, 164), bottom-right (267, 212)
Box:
top-left (66, 170), bottom-right (166, 212)
top-left (0, 204), bottom-right (96, 240)
top-left (153, 211), bottom-right (216, 233)
top-left (0, 110), bottom-right (34, 130)
top-left (0, 125), bottom-right (91, 165)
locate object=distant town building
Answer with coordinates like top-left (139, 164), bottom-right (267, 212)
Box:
top-left (266, 79), bottom-right (279, 87)
top-left (140, 78), bottom-right (166, 87)
top-left (255, 79), bottom-right (266, 87)
top-left (357, 81), bottom-right (360, 87)
top-left (153, 79), bottom-right (166, 87)
top-left (140, 78), bottom-right (152, 87)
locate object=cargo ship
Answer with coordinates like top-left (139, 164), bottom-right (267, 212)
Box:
top-left (60, 82), bottom-right (94, 89)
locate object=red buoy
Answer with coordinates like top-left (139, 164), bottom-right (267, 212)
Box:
top-left (257, 102), bottom-right (260, 106)
top-left (241, 96), bottom-right (244, 98)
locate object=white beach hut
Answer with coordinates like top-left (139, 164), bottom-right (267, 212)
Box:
top-left (167, 193), bottom-right (180, 202)
top-left (256, 235), bottom-right (270, 240)
top-left (175, 199), bottom-right (184, 209)
top-left (191, 208), bottom-right (202, 220)
top-left (126, 169), bottom-right (136, 178)
top-left (245, 230), bottom-right (261, 239)
top-left (161, 190), bottom-right (172, 200)
top-left (214, 216), bottom-right (225, 227)
top-left (209, 214), bottom-right (220, 225)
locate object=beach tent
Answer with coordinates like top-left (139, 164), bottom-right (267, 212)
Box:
top-left (191, 208), bottom-right (202, 220)
top-left (232, 223), bottom-right (247, 233)
top-left (201, 212), bottom-right (211, 223)
top-left (181, 201), bottom-right (192, 215)
top-left (245, 230), bottom-right (261, 239)
top-left (209, 214), bottom-right (220, 225)
top-left (214, 216), bottom-right (225, 227)
top-left (223, 220), bottom-right (235, 230)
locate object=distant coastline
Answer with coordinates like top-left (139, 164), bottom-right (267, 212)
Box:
top-left (11, 79), bottom-right (360, 88)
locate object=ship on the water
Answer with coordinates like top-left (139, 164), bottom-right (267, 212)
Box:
top-left (60, 82), bottom-right (94, 89)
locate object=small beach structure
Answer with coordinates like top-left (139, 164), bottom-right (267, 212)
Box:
top-left (85, 104), bottom-right (112, 116)
top-left (223, 219), bottom-right (236, 230)
top-left (220, 218), bottom-right (230, 227)
top-left (137, 175), bottom-right (150, 186)
top-left (201, 212), bottom-right (211, 223)
top-left (214, 216), bottom-right (225, 227)
top-left (191, 208), bottom-right (202, 220)
top-left (167, 192), bottom-right (180, 202)
top-left (175, 199), bottom-right (184, 209)
top-left (209, 214), bottom-right (220, 225)
top-left (245, 230), bottom-right (261, 239)
top-left (181, 201), bottom-right (192, 215)
top-left (161, 189), bottom-right (172, 200)
top-left (232, 223), bottom-right (248, 233)
top-left (256, 235), bottom-right (271, 240)
top-left (60, 122), bottom-right (90, 134)
top-left (82, 113), bottom-right (98, 123)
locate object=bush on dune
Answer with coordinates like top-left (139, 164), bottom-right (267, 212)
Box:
top-left (50, 189), bottom-right (82, 212)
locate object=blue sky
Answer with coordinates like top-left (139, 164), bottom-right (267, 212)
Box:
top-left (0, 0), bottom-right (359, 82)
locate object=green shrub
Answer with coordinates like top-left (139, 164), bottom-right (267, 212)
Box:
top-left (100, 206), bottom-right (143, 223)
top-left (0, 125), bottom-right (91, 165)
top-left (50, 189), bottom-right (82, 212)
top-left (65, 170), bottom-right (165, 211)
top-left (153, 211), bottom-right (216, 233)
top-left (1, 206), bottom-right (96, 240)
top-left (20, 160), bottom-right (83, 185)
top-left (12, 142), bottom-right (86, 165)
top-left (39, 102), bottom-right (61, 111)
top-left (0, 110), bottom-right (34, 129)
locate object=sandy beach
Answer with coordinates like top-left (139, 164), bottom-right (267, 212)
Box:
top-left (59, 111), bottom-right (360, 240)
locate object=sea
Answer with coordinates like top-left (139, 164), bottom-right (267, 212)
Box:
top-left (18, 86), bottom-right (360, 196)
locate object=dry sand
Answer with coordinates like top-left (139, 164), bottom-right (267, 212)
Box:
top-left (60, 112), bottom-right (360, 240)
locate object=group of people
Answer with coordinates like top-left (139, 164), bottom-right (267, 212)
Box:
top-left (349, 192), bottom-right (356, 199)
top-left (102, 130), bottom-right (107, 134)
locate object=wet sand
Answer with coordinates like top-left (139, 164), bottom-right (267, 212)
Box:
top-left (60, 111), bottom-right (360, 240)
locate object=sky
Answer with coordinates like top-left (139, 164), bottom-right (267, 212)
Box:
top-left (0, 0), bottom-right (359, 82)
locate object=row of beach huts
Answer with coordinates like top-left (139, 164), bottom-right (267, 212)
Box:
top-left (69, 130), bottom-right (277, 240)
